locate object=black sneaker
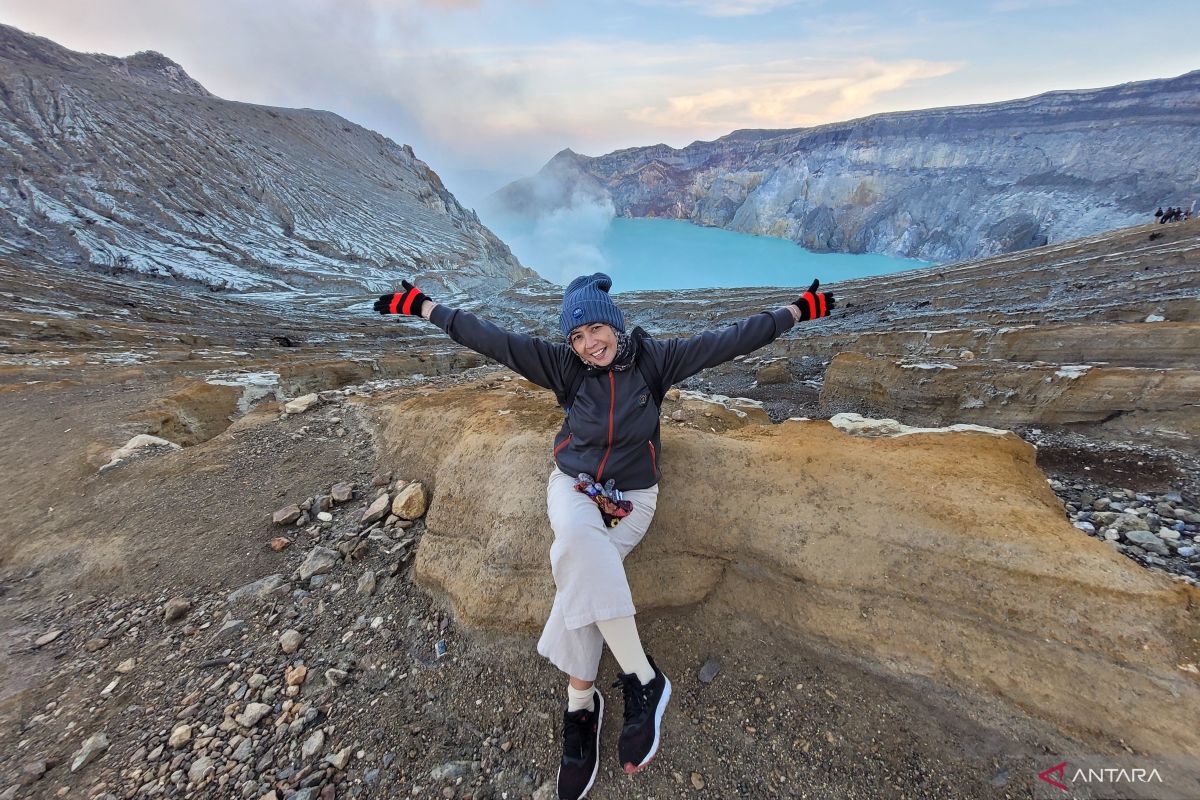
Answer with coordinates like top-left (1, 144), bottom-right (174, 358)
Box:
top-left (557, 689), bottom-right (603, 800)
top-left (612, 655), bottom-right (671, 774)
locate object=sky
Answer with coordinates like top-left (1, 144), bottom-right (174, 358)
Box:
top-left (3, 0), bottom-right (1198, 206)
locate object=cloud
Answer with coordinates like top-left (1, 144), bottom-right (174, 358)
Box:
top-left (628, 57), bottom-right (961, 133)
top-left (989, 0), bottom-right (1078, 11)
top-left (827, 59), bottom-right (962, 116)
top-left (647, 0), bottom-right (803, 16)
top-left (1, 1), bottom-right (960, 185)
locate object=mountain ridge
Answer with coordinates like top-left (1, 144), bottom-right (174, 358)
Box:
top-left (496, 70), bottom-right (1200, 263)
top-left (0, 24), bottom-right (539, 294)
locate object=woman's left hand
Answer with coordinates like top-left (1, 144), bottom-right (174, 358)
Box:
top-left (791, 279), bottom-right (835, 321)
top-left (373, 280), bottom-right (430, 316)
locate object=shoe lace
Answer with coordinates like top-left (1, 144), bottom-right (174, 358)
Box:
top-left (611, 672), bottom-right (648, 723)
top-left (562, 709), bottom-right (589, 758)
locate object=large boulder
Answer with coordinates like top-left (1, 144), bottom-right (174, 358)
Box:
top-left (373, 381), bottom-right (1200, 757)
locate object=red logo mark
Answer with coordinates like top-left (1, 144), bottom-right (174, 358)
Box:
top-left (1039, 761), bottom-right (1069, 791)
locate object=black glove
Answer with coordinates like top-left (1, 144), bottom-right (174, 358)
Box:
top-left (792, 279), bottom-right (835, 321)
top-left (373, 280), bottom-right (429, 316)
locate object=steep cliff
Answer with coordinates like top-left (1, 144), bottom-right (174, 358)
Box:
top-left (0, 25), bottom-right (538, 293)
top-left (496, 72), bottom-right (1200, 263)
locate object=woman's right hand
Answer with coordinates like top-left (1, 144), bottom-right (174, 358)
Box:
top-left (373, 280), bottom-right (431, 317)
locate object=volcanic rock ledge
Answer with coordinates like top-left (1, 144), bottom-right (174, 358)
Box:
top-left (374, 383), bottom-right (1200, 758)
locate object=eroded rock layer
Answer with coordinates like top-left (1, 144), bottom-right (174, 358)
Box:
top-left (374, 383), bottom-right (1200, 757)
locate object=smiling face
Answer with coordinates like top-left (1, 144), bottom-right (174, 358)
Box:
top-left (569, 322), bottom-right (618, 367)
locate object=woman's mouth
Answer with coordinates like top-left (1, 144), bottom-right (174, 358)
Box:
top-left (589, 347), bottom-right (607, 360)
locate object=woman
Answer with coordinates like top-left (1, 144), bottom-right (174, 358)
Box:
top-left (375, 273), bottom-right (834, 800)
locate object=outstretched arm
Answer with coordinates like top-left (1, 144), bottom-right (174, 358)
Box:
top-left (374, 283), bottom-right (577, 394)
top-left (656, 279), bottom-right (835, 386)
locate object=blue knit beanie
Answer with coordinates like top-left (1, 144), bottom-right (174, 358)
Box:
top-left (560, 273), bottom-right (624, 339)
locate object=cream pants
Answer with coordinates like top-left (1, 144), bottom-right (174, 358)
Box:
top-left (535, 467), bottom-right (660, 681)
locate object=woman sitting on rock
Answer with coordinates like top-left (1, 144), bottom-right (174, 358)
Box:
top-left (375, 273), bottom-right (834, 800)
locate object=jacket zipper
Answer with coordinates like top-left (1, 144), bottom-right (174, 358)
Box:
top-left (553, 434), bottom-right (572, 457)
top-left (648, 440), bottom-right (656, 475)
top-left (595, 371), bottom-right (616, 480)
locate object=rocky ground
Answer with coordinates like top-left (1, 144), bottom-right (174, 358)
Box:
top-left (2, 222), bottom-right (1199, 798)
top-left (2, 369), bottom-right (1196, 800)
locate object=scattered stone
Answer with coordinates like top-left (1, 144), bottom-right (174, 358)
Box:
top-left (301, 730), bottom-right (325, 760)
top-left (317, 512), bottom-right (333, 523)
top-left (755, 360), bottom-right (790, 385)
top-left (285, 665), bottom-right (308, 686)
top-left (235, 703), bottom-right (271, 727)
top-left (430, 761), bottom-right (476, 781)
top-left (20, 760), bottom-right (47, 784)
top-left (299, 547), bottom-right (339, 581)
top-left (391, 482), bottom-right (429, 520)
top-left (356, 570), bottom-right (377, 597)
top-left (169, 724), bottom-right (192, 748)
top-left (70, 732), bottom-right (109, 772)
top-left (1113, 513), bottom-right (1150, 533)
top-left (163, 598), bottom-right (192, 622)
top-left (232, 737), bottom-right (254, 762)
top-left (1125, 530), bottom-right (1170, 556)
top-left (372, 472), bottom-right (393, 487)
top-left (83, 637), bottom-right (109, 653)
top-left (270, 537), bottom-right (292, 551)
top-left (324, 668), bottom-right (349, 688)
top-left (279, 630), bottom-right (304, 654)
top-left (361, 493), bottom-right (391, 525)
top-left (272, 505), bottom-right (303, 526)
top-left (284, 394), bottom-right (319, 414)
top-left (227, 574), bottom-right (287, 606)
top-left (115, 658), bottom-right (135, 674)
top-left (187, 755), bottom-right (214, 785)
top-left (98, 434), bottom-right (181, 472)
top-left (698, 658), bottom-right (721, 684)
top-left (33, 628), bottom-right (63, 648)
top-left (214, 619), bottom-right (246, 641)
top-left (331, 483), bottom-right (354, 504)
top-left (326, 747), bottom-right (353, 770)
top-left (691, 772), bottom-right (706, 790)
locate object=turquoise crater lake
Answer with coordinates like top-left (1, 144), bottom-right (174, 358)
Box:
top-left (484, 215), bottom-right (932, 292)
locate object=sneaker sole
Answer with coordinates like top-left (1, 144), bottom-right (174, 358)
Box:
top-left (622, 675), bottom-right (671, 774)
top-left (558, 690), bottom-right (604, 800)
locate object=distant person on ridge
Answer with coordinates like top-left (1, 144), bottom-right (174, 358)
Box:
top-left (374, 273), bottom-right (835, 800)
top-left (1155, 206), bottom-right (1164, 221)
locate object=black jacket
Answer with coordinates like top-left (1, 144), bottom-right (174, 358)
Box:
top-left (429, 304), bottom-right (797, 489)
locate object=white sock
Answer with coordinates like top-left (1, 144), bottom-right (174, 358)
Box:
top-left (596, 615), bottom-right (655, 685)
top-left (567, 683), bottom-right (595, 712)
